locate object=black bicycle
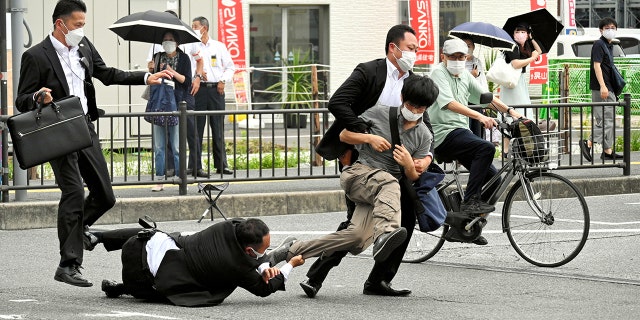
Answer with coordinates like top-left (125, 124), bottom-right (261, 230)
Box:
top-left (403, 120), bottom-right (590, 267)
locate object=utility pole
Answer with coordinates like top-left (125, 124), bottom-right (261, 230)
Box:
top-left (10, 0), bottom-right (28, 201)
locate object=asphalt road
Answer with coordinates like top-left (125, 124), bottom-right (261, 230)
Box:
top-left (1, 193), bottom-right (639, 319)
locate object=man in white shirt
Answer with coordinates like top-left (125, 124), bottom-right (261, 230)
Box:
top-left (191, 16), bottom-right (236, 175)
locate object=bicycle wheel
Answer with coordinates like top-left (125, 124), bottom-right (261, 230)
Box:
top-left (402, 222), bottom-right (448, 263)
top-left (503, 171), bottom-right (589, 267)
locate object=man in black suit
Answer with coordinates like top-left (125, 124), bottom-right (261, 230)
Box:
top-left (15, 0), bottom-right (171, 287)
top-left (90, 218), bottom-right (304, 307)
top-left (306, 24), bottom-right (434, 297)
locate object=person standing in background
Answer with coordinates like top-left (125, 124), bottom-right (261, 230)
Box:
top-left (501, 23), bottom-right (542, 157)
top-left (580, 17), bottom-right (624, 162)
top-left (191, 16), bottom-right (235, 175)
top-left (146, 10), bottom-right (205, 178)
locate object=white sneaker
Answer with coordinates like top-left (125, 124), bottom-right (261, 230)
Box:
top-left (151, 184), bottom-right (164, 192)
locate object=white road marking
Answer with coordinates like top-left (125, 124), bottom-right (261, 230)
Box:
top-left (85, 311), bottom-right (179, 319)
top-left (8, 299), bottom-right (36, 302)
top-left (0, 316), bottom-right (23, 320)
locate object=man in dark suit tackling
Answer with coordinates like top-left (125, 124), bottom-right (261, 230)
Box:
top-left (86, 218), bottom-right (304, 307)
top-left (15, 0), bottom-right (171, 287)
top-left (306, 24), bottom-right (435, 297)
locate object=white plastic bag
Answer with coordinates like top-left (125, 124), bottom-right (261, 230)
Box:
top-left (486, 53), bottom-right (521, 89)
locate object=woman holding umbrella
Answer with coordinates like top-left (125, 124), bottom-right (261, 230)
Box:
top-left (501, 23), bottom-right (543, 156)
top-left (149, 30), bottom-right (192, 191)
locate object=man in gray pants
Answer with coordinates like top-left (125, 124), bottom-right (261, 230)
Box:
top-left (282, 75), bottom-right (439, 280)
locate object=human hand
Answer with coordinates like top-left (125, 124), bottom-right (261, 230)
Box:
top-left (471, 64), bottom-right (479, 77)
top-left (147, 61), bottom-right (154, 72)
top-left (368, 135), bottom-right (392, 152)
top-left (217, 82), bottom-right (225, 95)
top-left (413, 156), bottom-right (432, 174)
top-left (600, 86), bottom-right (609, 99)
top-left (35, 87), bottom-right (53, 104)
top-left (146, 70), bottom-right (173, 85)
top-left (393, 144), bottom-right (414, 168)
top-left (289, 255), bottom-right (305, 267)
top-left (190, 78), bottom-right (200, 95)
top-left (479, 114), bottom-right (498, 129)
top-left (261, 267), bottom-right (282, 283)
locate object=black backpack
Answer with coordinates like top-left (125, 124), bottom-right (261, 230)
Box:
top-left (511, 118), bottom-right (548, 165)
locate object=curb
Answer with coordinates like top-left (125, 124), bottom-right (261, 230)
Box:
top-left (1, 176), bottom-right (639, 230)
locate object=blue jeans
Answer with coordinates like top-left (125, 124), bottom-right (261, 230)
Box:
top-left (153, 124), bottom-right (179, 177)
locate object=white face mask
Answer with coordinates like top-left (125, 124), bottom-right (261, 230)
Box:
top-left (392, 43), bottom-right (417, 72)
top-left (193, 29), bottom-right (202, 39)
top-left (249, 247), bottom-right (266, 260)
top-left (514, 32), bottom-right (528, 45)
top-left (446, 60), bottom-right (466, 76)
top-left (401, 104), bottom-right (423, 122)
top-left (162, 41), bottom-right (177, 54)
top-left (61, 21), bottom-right (84, 47)
top-left (603, 29), bottom-right (616, 41)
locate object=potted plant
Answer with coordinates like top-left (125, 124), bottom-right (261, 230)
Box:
top-left (266, 49), bottom-right (313, 128)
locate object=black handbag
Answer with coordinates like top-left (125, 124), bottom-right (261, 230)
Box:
top-left (8, 94), bottom-right (92, 169)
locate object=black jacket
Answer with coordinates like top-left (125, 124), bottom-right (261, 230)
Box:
top-left (15, 36), bottom-right (147, 120)
top-left (153, 219), bottom-right (286, 307)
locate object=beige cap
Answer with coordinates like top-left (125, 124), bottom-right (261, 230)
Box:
top-left (443, 38), bottom-right (468, 55)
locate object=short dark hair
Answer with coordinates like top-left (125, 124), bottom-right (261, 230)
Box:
top-left (599, 17), bottom-right (617, 29)
top-left (163, 29), bottom-right (181, 44)
top-left (193, 16), bottom-right (210, 29)
top-left (402, 74), bottom-right (439, 108)
top-left (52, 0), bottom-right (86, 25)
top-left (385, 24), bottom-right (416, 54)
top-left (236, 218), bottom-right (270, 248)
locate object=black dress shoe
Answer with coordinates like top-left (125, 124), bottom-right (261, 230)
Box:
top-left (83, 227), bottom-right (99, 251)
top-left (363, 280), bottom-right (411, 296)
top-left (102, 279), bottom-right (126, 298)
top-left (372, 228), bottom-right (407, 262)
top-left (216, 168), bottom-right (234, 175)
top-left (472, 235), bottom-right (488, 246)
top-left (601, 152), bottom-right (624, 160)
top-left (165, 169), bottom-right (175, 177)
top-left (300, 279), bottom-right (322, 298)
top-left (54, 265), bottom-right (93, 287)
top-left (579, 139), bottom-right (592, 162)
top-left (196, 169), bottom-right (210, 178)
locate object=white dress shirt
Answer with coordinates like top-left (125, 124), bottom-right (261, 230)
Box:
top-left (377, 58), bottom-right (409, 107)
top-left (195, 38), bottom-right (235, 83)
top-left (50, 34), bottom-right (88, 114)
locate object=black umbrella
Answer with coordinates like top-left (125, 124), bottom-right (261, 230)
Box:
top-left (503, 8), bottom-right (564, 54)
top-left (108, 10), bottom-right (200, 44)
top-left (449, 22), bottom-right (515, 51)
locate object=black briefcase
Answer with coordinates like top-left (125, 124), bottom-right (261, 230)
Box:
top-left (8, 95), bottom-right (92, 170)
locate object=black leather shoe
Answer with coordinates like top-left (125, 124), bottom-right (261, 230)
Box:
top-left (601, 152), bottom-right (624, 160)
top-left (472, 235), bottom-right (488, 246)
top-left (216, 168), bottom-right (233, 175)
top-left (102, 279), bottom-right (126, 298)
top-left (363, 280), bottom-right (411, 296)
top-left (372, 228), bottom-right (407, 262)
top-left (83, 227), bottom-right (99, 251)
top-left (165, 169), bottom-right (175, 177)
top-left (196, 169), bottom-right (210, 178)
top-left (54, 265), bottom-right (93, 287)
top-left (300, 279), bottom-right (322, 298)
top-left (579, 140), bottom-right (592, 162)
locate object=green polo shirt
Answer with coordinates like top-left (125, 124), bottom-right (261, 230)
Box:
top-left (427, 62), bottom-right (484, 148)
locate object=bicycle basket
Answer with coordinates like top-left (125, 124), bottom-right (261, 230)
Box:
top-left (511, 132), bottom-right (564, 166)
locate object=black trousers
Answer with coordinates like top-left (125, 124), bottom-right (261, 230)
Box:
top-left (100, 228), bottom-right (166, 301)
top-left (306, 183), bottom-right (416, 285)
top-left (49, 122), bottom-right (116, 267)
top-left (195, 86), bottom-right (228, 171)
top-left (165, 94), bottom-right (201, 172)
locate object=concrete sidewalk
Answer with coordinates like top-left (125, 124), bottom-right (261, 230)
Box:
top-left (1, 152), bottom-right (639, 230)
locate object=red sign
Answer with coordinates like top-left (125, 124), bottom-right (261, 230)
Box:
top-left (530, 0), bottom-right (546, 11)
top-left (566, 0), bottom-right (576, 27)
top-left (529, 54), bottom-right (548, 84)
top-left (217, 0), bottom-right (246, 69)
top-left (409, 0), bottom-right (435, 65)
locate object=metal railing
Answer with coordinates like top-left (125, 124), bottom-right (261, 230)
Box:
top-left (0, 95), bottom-right (633, 201)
